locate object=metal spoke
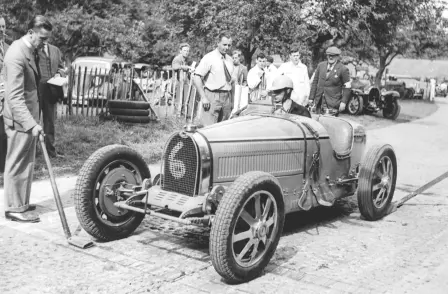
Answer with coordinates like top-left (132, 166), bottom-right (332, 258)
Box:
top-left (254, 194), bottom-right (262, 220)
top-left (376, 188), bottom-right (386, 205)
top-left (262, 198), bottom-right (272, 221)
top-left (381, 160), bottom-right (387, 175)
top-left (240, 209), bottom-right (256, 226)
top-left (233, 230), bottom-right (253, 243)
top-left (375, 168), bottom-right (383, 179)
top-left (250, 240), bottom-right (260, 261)
top-left (237, 239), bottom-right (255, 261)
top-left (373, 183), bottom-right (382, 192)
top-left (265, 214), bottom-right (276, 228)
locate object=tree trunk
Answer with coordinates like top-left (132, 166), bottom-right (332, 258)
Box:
top-left (375, 55), bottom-right (387, 88)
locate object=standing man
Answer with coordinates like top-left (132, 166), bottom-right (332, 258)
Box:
top-left (37, 39), bottom-right (66, 158)
top-left (277, 48), bottom-right (310, 106)
top-left (247, 53), bottom-right (268, 101)
top-left (172, 43), bottom-right (192, 116)
top-left (309, 46), bottom-right (351, 114)
top-left (0, 15), bottom-right (10, 76)
top-left (193, 32), bottom-right (236, 126)
top-left (2, 15), bottom-right (51, 223)
top-left (232, 50), bottom-right (247, 86)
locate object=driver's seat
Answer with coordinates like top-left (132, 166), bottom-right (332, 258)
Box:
top-left (317, 116), bottom-right (354, 159)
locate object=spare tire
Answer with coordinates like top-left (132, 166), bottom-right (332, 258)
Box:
top-left (112, 115), bottom-right (151, 123)
top-left (108, 100), bottom-right (150, 110)
top-left (109, 108), bottom-right (150, 116)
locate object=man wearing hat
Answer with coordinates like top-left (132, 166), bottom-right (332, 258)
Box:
top-left (271, 75), bottom-right (311, 118)
top-left (309, 46), bottom-right (351, 114)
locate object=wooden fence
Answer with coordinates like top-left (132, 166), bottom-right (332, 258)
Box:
top-left (58, 66), bottom-right (199, 121)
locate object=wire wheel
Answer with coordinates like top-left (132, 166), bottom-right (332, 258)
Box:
top-left (232, 190), bottom-right (278, 268)
top-left (358, 144), bottom-right (397, 221)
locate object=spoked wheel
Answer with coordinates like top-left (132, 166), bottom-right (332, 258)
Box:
top-left (358, 144), bottom-right (397, 221)
top-left (346, 94), bottom-right (363, 115)
top-left (210, 171), bottom-right (285, 283)
top-left (75, 145), bottom-right (150, 241)
top-left (382, 100), bottom-right (401, 120)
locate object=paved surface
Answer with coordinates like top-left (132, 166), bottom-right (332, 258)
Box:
top-left (1, 99), bottom-right (448, 293)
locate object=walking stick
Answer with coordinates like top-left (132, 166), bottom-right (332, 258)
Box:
top-left (39, 133), bottom-right (94, 249)
top-left (184, 77), bottom-right (194, 121)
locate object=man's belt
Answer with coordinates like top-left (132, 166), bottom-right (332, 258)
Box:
top-left (205, 88), bottom-right (231, 93)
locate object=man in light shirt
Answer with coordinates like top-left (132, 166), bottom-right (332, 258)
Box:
top-left (277, 48), bottom-right (310, 106)
top-left (193, 32), bottom-right (237, 126)
top-left (247, 53), bottom-right (268, 101)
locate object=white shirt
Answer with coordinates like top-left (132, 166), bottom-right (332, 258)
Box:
top-left (247, 65), bottom-right (270, 101)
top-left (277, 61), bottom-right (310, 106)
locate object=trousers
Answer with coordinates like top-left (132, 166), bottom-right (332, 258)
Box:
top-left (199, 88), bottom-right (232, 127)
top-left (3, 125), bottom-right (37, 212)
top-left (39, 82), bottom-right (57, 156)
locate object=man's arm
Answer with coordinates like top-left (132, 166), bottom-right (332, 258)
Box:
top-left (55, 47), bottom-right (65, 77)
top-left (5, 56), bottom-right (38, 132)
top-left (303, 65), bottom-right (310, 100)
top-left (247, 68), bottom-right (263, 90)
top-left (340, 66), bottom-right (351, 104)
top-left (172, 55), bottom-right (189, 71)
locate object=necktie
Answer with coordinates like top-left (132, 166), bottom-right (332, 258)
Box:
top-left (34, 49), bottom-right (41, 78)
top-left (222, 58), bottom-right (232, 83)
top-left (0, 41), bottom-right (4, 58)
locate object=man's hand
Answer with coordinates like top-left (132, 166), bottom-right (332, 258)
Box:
top-left (54, 73), bottom-right (61, 78)
top-left (31, 125), bottom-right (43, 137)
top-left (339, 102), bottom-right (346, 112)
top-left (202, 97), bottom-right (211, 111)
top-left (260, 90), bottom-right (268, 98)
top-left (308, 99), bottom-right (314, 106)
top-left (258, 71), bottom-right (265, 78)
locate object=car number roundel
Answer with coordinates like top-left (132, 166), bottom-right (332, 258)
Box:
top-left (168, 141), bottom-right (186, 179)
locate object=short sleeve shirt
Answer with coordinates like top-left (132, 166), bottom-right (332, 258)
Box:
top-left (195, 49), bottom-right (236, 91)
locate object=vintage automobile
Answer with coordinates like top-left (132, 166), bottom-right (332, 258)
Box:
top-left (346, 78), bottom-right (401, 119)
top-left (74, 99), bottom-right (397, 283)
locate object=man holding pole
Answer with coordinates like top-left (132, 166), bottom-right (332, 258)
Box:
top-left (193, 32), bottom-right (236, 126)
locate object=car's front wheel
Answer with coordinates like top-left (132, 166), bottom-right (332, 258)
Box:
top-left (382, 100), bottom-right (401, 120)
top-left (210, 171), bottom-right (285, 283)
top-left (74, 145), bottom-right (150, 241)
top-left (346, 94), bottom-right (363, 115)
top-left (357, 144), bottom-right (397, 221)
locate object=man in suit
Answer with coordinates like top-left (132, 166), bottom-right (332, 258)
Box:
top-left (309, 46), bottom-right (351, 114)
top-left (0, 16), bottom-right (10, 76)
top-left (2, 15), bottom-right (52, 223)
top-left (37, 41), bottom-right (66, 158)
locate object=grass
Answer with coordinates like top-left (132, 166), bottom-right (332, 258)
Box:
top-left (0, 116), bottom-right (185, 186)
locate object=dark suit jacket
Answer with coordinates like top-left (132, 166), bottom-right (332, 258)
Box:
top-left (288, 100), bottom-right (311, 118)
top-left (3, 39), bottom-right (40, 132)
top-left (309, 61), bottom-right (351, 109)
top-left (42, 43), bottom-right (65, 104)
top-left (0, 41), bottom-right (10, 83)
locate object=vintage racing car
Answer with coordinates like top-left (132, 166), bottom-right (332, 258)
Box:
top-left (74, 100), bottom-right (397, 283)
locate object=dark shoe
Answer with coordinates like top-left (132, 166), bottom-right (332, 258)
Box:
top-left (26, 204), bottom-right (37, 211)
top-left (5, 212), bottom-right (40, 223)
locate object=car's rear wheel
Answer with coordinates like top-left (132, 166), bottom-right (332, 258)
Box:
top-left (74, 145), bottom-right (150, 241)
top-left (210, 171), bottom-right (285, 283)
top-left (346, 94), bottom-right (363, 115)
top-left (358, 144), bottom-right (397, 221)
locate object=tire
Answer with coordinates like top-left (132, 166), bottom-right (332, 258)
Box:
top-left (108, 99), bottom-right (150, 110)
top-left (346, 94), bottom-right (364, 115)
top-left (109, 108), bottom-right (150, 116)
top-left (382, 100), bottom-right (401, 120)
top-left (112, 115), bottom-right (151, 123)
top-left (210, 171), bottom-right (285, 283)
top-left (357, 144), bottom-right (397, 221)
top-left (74, 144), bottom-right (151, 241)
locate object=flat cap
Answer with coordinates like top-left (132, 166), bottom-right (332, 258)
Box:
top-left (326, 46), bottom-right (341, 55)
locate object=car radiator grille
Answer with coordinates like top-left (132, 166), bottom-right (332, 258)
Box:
top-left (162, 133), bottom-right (199, 196)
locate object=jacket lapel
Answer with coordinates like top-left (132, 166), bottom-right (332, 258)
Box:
top-left (20, 40), bottom-right (40, 81)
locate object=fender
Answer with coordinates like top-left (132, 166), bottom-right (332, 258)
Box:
top-left (382, 90), bottom-right (400, 101)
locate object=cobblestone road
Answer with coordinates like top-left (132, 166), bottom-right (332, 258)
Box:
top-left (1, 99), bottom-right (448, 293)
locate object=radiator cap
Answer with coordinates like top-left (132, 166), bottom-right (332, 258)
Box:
top-left (183, 123), bottom-right (197, 133)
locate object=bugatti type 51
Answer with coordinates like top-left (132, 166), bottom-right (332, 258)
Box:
top-left (74, 107), bottom-right (397, 283)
